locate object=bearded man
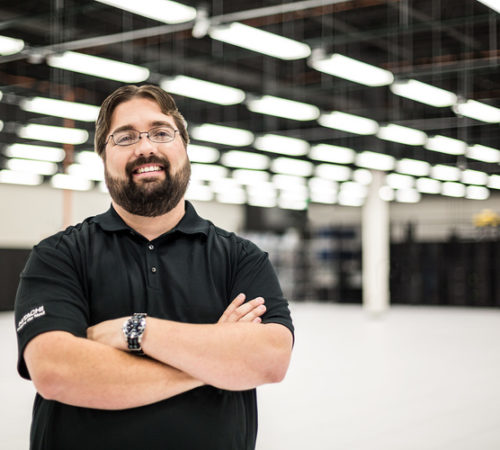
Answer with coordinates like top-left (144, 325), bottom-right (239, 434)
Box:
top-left (14, 85), bottom-right (294, 450)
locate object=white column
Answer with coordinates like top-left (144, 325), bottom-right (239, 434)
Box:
top-left (362, 170), bottom-right (390, 314)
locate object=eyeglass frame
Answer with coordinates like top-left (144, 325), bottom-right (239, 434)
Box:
top-left (106, 126), bottom-right (180, 147)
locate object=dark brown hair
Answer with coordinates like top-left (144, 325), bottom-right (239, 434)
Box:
top-left (94, 84), bottom-right (189, 158)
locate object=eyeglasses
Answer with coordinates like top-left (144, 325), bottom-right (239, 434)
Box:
top-left (107, 126), bottom-right (179, 147)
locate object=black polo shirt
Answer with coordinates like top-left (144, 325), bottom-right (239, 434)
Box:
top-left (15, 201), bottom-right (294, 450)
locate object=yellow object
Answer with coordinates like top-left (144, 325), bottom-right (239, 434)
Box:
top-left (474, 209), bottom-right (500, 227)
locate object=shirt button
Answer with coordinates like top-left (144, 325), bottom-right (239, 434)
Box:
top-left (151, 267), bottom-right (157, 273)
top-left (148, 244), bottom-right (154, 250)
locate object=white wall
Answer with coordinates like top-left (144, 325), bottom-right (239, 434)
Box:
top-left (2, 183), bottom-right (499, 248)
top-left (0, 184), bottom-right (245, 248)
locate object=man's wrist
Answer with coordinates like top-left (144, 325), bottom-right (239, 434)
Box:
top-left (123, 313), bottom-right (147, 355)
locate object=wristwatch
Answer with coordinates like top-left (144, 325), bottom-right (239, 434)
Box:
top-left (123, 313), bottom-right (147, 355)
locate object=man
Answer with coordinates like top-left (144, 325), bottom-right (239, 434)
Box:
top-left (14, 84), bottom-right (294, 450)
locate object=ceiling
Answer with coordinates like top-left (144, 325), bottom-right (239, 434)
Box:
top-left (0, 0), bottom-right (499, 207)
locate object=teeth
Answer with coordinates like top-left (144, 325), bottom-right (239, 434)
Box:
top-left (136, 165), bottom-right (161, 174)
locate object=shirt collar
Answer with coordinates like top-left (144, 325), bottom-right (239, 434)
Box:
top-left (93, 201), bottom-right (210, 237)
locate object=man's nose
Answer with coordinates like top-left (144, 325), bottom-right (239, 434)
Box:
top-left (134, 133), bottom-right (157, 156)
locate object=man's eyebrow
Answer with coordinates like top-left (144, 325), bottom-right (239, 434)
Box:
top-left (110, 121), bottom-right (175, 134)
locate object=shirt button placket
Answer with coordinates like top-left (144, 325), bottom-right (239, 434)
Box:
top-left (146, 243), bottom-right (159, 288)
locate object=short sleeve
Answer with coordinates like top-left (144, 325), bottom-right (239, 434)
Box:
top-left (230, 239), bottom-right (294, 340)
top-left (14, 240), bottom-right (90, 379)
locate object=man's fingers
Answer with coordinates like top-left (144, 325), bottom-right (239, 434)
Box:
top-left (218, 293), bottom-right (246, 323)
top-left (233, 298), bottom-right (266, 323)
top-left (218, 295), bottom-right (266, 323)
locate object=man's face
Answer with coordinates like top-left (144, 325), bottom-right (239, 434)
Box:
top-left (103, 97), bottom-right (191, 217)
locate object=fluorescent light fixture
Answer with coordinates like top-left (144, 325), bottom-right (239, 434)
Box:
top-left (467, 144), bottom-right (500, 163)
top-left (453, 99), bottom-right (500, 123)
top-left (315, 163), bottom-right (351, 181)
top-left (4, 143), bottom-right (66, 162)
top-left (389, 79), bottom-right (457, 107)
top-left (247, 95), bottom-right (319, 121)
top-left (309, 177), bottom-right (338, 193)
top-left (442, 181), bottom-right (466, 198)
top-left (476, 0), bottom-right (500, 13)
top-left (377, 123), bottom-right (427, 146)
top-left (340, 182), bottom-right (368, 198)
top-left (431, 164), bottom-right (461, 181)
top-left (318, 111), bottom-right (378, 135)
top-left (186, 182), bottom-right (214, 201)
top-left (76, 151), bottom-right (104, 167)
top-left (191, 124), bottom-right (254, 147)
top-left (161, 75), bottom-right (245, 105)
top-left (67, 163), bottom-right (104, 181)
top-left (232, 169), bottom-right (270, 185)
top-left (278, 197), bottom-right (307, 211)
top-left (247, 182), bottom-right (276, 197)
top-left (221, 150), bottom-right (269, 170)
top-left (396, 158), bottom-right (430, 177)
top-left (338, 191), bottom-right (364, 207)
top-left (95, 0), bottom-right (196, 24)
top-left (309, 143), bottom-right (355, 164)
top-left (211, 178), bottom-right (241, 193)
top-left (0, 119), bottom-right (3, 131)
top-left (379, 186), bottom-right (395, 202)
top-left (47, 51), bottom-right (150, 83)
top-left (209, 22), bottom-right (311, 60)
top-left (466, 185), bottom-right (490, 200)
top-left (279, 189), bottom-right (308, 203)
top-left (20, 97), bottom-right (100, 122)
top-left (356, 151), bottom-right (395, 171)
top-left (395, 189), bottom-right (421, 203)
top-left (488, 174), bottom-right (500, 190)
top-left (416, 177), bottom-right (441, 194)
top-left (247, 183), bottom-right (278, 208)
top-left (248, 196), bottom-right (277, 208)
top-left (385, 173), bottom-right (415, 189)
top-left (310, 190), bottom-right (337, 204)
top-left (190, 163), bottom-right (228, 181)
top-left (271, 157), bottom-right (313, 177)
top-left (6, 158), bottom-right (58, 175)
top-left (461, 169), bottom-right (488, 185)
top-left (309, 52), bottom-right (394, 86)
top-left (0, 169), bottom-right (42, 186)
top-left (216, 190), bottom-right (246, 205)
top-left (425, 135), bottom-right (466, 155)
top-left (272, 174), bottom-right (307, 191)
top-left (51, 174), bottom-right (92, 191)
top-left (17, 123), bottom-right (89, 145)
top-left (0, 35), bottom-right (24, 55)
top-left (254, 134), bottom-right (309, 156)
top-left (353, 169), bottom-right (373, 185)
top-left (187, 144), bottom-right (220, 163)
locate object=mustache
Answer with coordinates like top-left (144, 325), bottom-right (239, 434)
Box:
top-left (125, 155), bottom-right (170, 177)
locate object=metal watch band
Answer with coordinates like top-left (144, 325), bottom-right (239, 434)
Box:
top-left (123, 313), bottom-right (147, 355)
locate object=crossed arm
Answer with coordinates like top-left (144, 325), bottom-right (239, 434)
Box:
top-left (24, 294), bottom-right (293, 410)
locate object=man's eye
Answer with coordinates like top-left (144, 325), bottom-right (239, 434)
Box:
top-left (115, 133), bottom-right (135, 144)
top-left (151, 128), bottom-right (173, 139)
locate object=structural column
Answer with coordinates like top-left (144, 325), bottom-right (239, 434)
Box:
top-left (362, 170), bottom-right (390, 313)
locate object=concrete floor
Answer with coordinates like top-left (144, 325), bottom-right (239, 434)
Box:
top-left (2, 302), bottom-right (500, 449)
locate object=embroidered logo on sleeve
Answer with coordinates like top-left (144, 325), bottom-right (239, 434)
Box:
top-left (17, 306), bottom-right (46, 332)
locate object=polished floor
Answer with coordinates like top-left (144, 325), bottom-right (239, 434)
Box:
top-left (1, 302), bottom-right (500, 450)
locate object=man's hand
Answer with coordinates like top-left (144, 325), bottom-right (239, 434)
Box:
top-left (87, 293), bottom-right (266, 349)
top-left (217, 293), bottom-right (266, 324)
top-left (87, 318), bottom-right (128, 351)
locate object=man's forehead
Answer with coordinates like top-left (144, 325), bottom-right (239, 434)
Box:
top-left (109, 99), bottom-right (175, 131)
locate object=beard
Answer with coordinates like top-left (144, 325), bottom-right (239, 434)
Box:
top-left (104, 154), bottom-right (191, 217)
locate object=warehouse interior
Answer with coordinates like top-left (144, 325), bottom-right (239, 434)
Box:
top-left (1, 0), bottom-right (500, 448)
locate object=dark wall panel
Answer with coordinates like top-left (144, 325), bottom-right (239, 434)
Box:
top-left (0, 249), bottom-right (31, 311)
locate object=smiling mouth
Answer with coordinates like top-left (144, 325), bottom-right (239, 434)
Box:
top-left (133, 165), bottom-right (165, 176)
